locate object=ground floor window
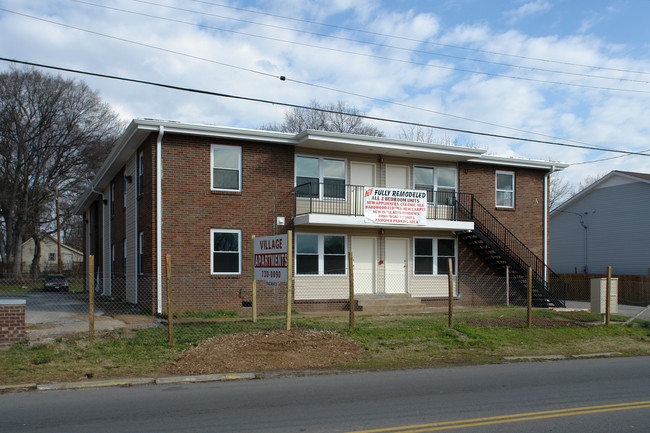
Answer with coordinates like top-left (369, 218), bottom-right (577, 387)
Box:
top-left (413, 237), bottom-right (456, 275)
top-left (211, 229), bottom-right (241, 274)
top-left (296, 233), bottom-right (346, 275)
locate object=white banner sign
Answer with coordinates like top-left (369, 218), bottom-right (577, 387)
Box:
top-left (364, 187), bottom-right (427, 225)
top-left (254, 234), bottom-right (288, 283)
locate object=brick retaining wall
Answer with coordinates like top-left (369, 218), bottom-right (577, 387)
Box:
top-left (0, 300), bottom-right (26, 344)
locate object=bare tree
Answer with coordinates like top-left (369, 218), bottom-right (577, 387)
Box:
top-left (575, 172), bottom-right (607, 192)
top-left (0, 68), bottom-right (123, 275)
top-left (262, 100), bottom-right (384, 136)
top-left (548, 173), bottom-right (574, 210)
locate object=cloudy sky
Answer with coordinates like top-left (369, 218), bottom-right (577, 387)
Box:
top-left (1, 0), bottom-right (649, 187)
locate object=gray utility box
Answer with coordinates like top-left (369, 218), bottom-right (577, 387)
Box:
top-left (590, 278), bottom-right (618, 314)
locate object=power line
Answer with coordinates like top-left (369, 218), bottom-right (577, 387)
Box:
top-left (66, 1), bottom-right (650, 94)
top-left (0, 5), bottom-right (640, 152)
top-left (112, 0), bottom-right (650, 85)
top-left (2, 57), bottom-right (648, 159)
top-left (186, 0), bottom-right (650, 77)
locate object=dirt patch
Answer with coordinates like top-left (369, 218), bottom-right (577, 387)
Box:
top-left (165, 328), bottom-right (364, 375)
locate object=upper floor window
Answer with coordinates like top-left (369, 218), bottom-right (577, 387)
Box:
top-left (495, 171), bottom-right (515, 208)
top-left (211, 229), bottom-right (241, 274)
top-left (413, 238), bottom-right (456, 275)
top-left (413, 166), bottom-right (457, 205)
top-left (211, 145), bottom-right (241, 191)
top-left (295, 156), bottom-right (346, 199)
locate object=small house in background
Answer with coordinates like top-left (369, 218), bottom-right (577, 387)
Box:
top-left (21, 234), bottom-right (84, 274)
top-left (550, 171), bottom-right (650, 275)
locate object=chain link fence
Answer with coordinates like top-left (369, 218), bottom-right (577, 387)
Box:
top-left (3, 259), bottom-right (646, 347)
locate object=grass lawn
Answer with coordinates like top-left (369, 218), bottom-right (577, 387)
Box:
top-left (1, 308), bottom-right (649, 387)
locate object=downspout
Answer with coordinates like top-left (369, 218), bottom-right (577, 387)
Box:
top-left (543, 165), bottom-right (556, 281)
top-left (156, 126), bottom-right (164, 314)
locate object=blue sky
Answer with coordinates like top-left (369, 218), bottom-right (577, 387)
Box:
top-left (1, 0), bottom-right (649, 188)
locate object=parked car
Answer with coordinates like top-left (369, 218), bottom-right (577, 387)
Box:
top-left (43, 274), bottom-right (69, 291)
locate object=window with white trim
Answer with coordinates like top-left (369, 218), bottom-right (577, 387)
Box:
top-left (296, 233), bottom-right (346, 275)
top-left (413, 237), bottom-right (456, 275)
top-left (211, 145), bottom-right (241, 191)
top-left (495, 171), bottom-right (515, 208)
top-left (211, 229), bottom-right (241, 274)
top-left (413, 166), bottom-right (457, 205)
top-left (295, 156), bottom-right (346, 199)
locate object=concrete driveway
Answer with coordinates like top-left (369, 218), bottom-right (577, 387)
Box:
top-left (16, 292), bottom-right (156, 340)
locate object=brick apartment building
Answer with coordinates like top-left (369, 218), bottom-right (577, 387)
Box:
top-left (73, 119), bottom-right (568, 315)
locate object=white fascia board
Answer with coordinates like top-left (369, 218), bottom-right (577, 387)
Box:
top-left (135, 119), bottom-right (296, 144)
top-left (468, 154), bottom-right (569, 171)
top-left (294, 214), bottom-right (474, 231)
top-left (295, 129), bottom-right (486, 161)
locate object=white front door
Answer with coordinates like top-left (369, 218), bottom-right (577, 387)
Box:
top-left (350, 162), bottom-right (375, 215)
top-left (385, 238), bottom-right (408, 293)
top-left (386, 164), bottom-right (409, 189)
top-left (351, 237), bottom-right (376, 294)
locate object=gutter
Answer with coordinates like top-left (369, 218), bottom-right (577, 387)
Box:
top-left (156, 126), bottom-right (164, 314)
top-left (543, 165), bottom-right (556, 280)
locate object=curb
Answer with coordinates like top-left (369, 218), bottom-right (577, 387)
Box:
top-left (504, 352), bottom-right (622, 361)
top-left (1, 373), bottom-right (257, 393)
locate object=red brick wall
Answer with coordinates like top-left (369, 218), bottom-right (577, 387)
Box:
top-left (0, 301), bottom-right (26, 344)
top-left (158, 134), bottom-right (295, 313)
top-left (459, 162), bottom-right (547, 258)
top-left (137, 137), bottom-right (156, 312)
top-left (110, 168), bottom-right (127, 300)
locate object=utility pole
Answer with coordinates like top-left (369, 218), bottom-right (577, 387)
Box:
top-left (56, 186), bottom-right (63, 274)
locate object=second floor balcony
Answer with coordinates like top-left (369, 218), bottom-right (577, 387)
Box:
top-left (294, 182), bottom-right (475, 231)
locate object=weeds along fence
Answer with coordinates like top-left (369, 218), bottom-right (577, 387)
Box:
top-left (0, 254), bottom-right (565, 347)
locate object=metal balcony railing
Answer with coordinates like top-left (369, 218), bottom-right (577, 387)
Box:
top-left (294, 182), bottom-right (474, 222)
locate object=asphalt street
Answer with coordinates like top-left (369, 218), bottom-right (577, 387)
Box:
top-left (1, 357), bottom-right (648, 433)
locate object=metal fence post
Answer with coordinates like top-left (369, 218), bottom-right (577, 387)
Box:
top-left (527, 267), bottom-right (533, 328)
top-left (448, 258), bottom-right (454, 329)
top-left (605, 266), bottom-right (612, 325)
top-left (348, 251), bottom-right (355, 330)
top-left (166, 255), bottom-right (174, 345)
top-left (505, 265), bottom-right (510, 306)
top-left (251, 235), bottom-right (257, 323)
top-left (88, 255), bottom-right (95, 342)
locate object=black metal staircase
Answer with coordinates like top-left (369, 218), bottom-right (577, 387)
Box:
top-left (456, 197), bottom-right (566, 308)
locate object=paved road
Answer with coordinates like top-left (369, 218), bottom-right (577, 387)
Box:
top-left (1, 357), bottom-right (648, 433)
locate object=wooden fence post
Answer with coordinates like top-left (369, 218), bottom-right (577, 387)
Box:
top-left (88, 255), bottom-right (95, 342)
top-left (348, 252), bottom-right (355, 331)
top-left (286, 230), bottom-right (292, 331)
top-left (166, 255), bottom-right (174, 345)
